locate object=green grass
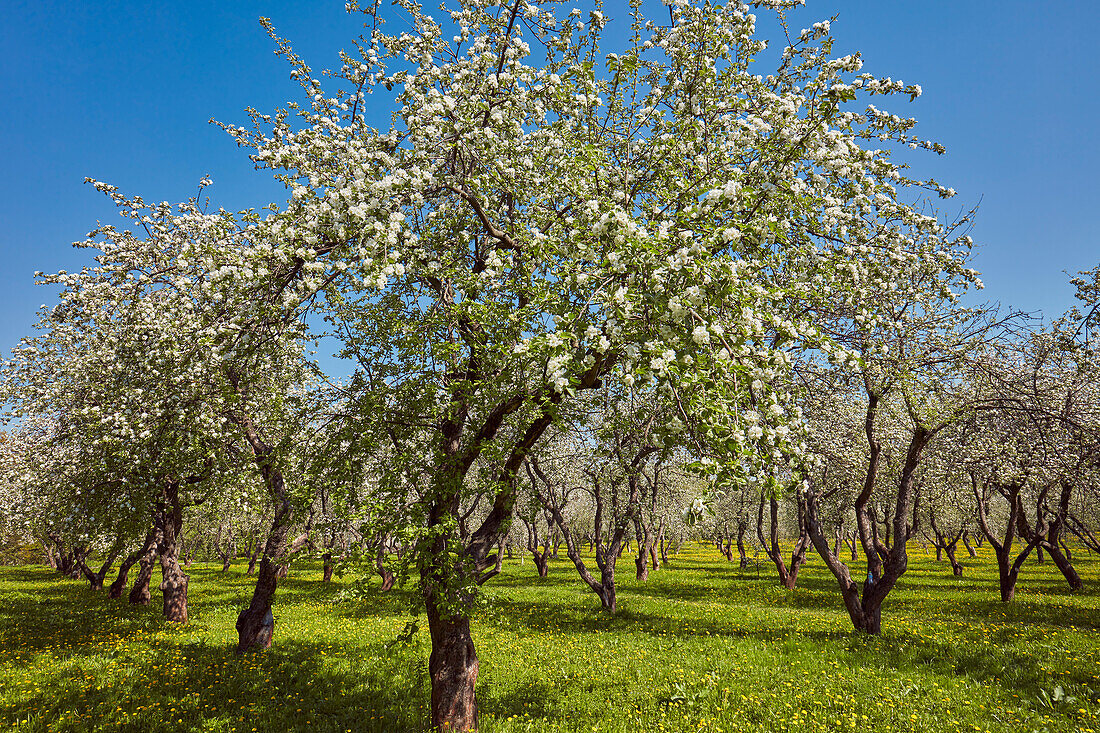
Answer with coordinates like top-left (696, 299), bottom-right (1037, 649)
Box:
top-left (1, 543), bottom-right (1098, 732)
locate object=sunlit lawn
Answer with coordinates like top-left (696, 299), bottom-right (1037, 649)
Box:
top-left (1, 543), bottom-right (1097, 732)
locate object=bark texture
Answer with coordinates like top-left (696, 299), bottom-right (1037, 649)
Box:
top-left (157, 481), bottom-right (189, 623)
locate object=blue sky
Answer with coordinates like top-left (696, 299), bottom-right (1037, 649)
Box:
top-left (2, 1), bottom-right (1097, 360)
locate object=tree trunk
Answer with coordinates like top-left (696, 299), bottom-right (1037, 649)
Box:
top-left (158, 482), bottom-right (189, 624)
top-left (650, 520), bottom-right (663, 572)
top-left (236, 554), bottom-right (279, 653)
top-left (218, 526), bottom-right (236, 572)
top-left (109, 564), bottom-right (131, 599)
top-left (634, 518), bottom-right (653, 581)
top-left (110, 533), bottom-right (150, 600)
top-left (973, 478), bottom-right (1046, 604)
top-left (736, 520), bottom-right (748, 569)
top-left (1043, 482), bottom-right (1082, 591)
top-left (322, 551), bottom-right (334, 582)
top-left (995, 546), bottom-right (1018, 602)
top-left (961, 530), bottom-right (977, 557)
top-left (634, 552), bottom-right (648, 581)
top-left (236, 499), bottom-right (292, 653)
top-left (84, 546), bottom-right (124, 591)
top-left (1043, 542), bottom-right (1082, 591)
top-left (757, 492), bottom-right (808, 589)
top-left (425, 596), bottom-right (479, 731)
top-left (597, 562), bottom-right (617, 613)
top-left (806, 413), bottom-right (929, 636)
top-left (246, 531), bottom-right (262, 575)
top-left (129, 542), bottom-right (157, 605)
top-left (376, 540), bottom-right (395, 591)
top-left (945, 543), bottom-right (963, 577)
top-left (533, 552), bottom-right (549, 578)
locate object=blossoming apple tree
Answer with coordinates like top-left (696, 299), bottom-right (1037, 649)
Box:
top-left (202, 0), bottom-right (984, 725)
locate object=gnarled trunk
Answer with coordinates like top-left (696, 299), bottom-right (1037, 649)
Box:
top-left (425, 593), bottom-right (478, 731)
top-left (961, 530), bottom-right (976, 557)
top-left (236, 485), bottom-right (292, 653)
top-left (973, 477), bottom-right (1043, 604)
top-left (128, 539), bottom-right (157, 605)
top-left (110, 529), bottom-right (157, 599)
top-left (158, 482), bottom-right (189, 623)
top-left (757, 492), bottom-right (809, 590)
top-left (236, 554), bottom-right (279, 653)
top-left (79, 538), bottom-right (125, 591)
top-left (805, 400), bottom-right (930, 635)
top-left (231, 405), bottom-right (295, 654)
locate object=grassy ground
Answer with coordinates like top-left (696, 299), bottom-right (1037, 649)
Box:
top-left (0, 543), bottom-right (1098, 732)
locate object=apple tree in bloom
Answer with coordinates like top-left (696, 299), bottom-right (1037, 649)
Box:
top-left (201, 0), bottom-right (988, 725)
top-left (797, 204), bottom-right (998, 633)
top-left (1, 181), bottom-right (319, 637)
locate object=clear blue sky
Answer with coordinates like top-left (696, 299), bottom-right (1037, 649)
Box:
top-left (2, 1), bottom-right (1097, 360)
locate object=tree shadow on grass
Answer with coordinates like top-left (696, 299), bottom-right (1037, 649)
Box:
top-left (478, 675), bottom-right (562, 722)
top-left (0, 574), bottom-right (170, 664)
top-left (0, 636), bottom-right (435, 733)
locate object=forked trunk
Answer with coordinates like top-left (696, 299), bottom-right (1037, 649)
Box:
top-left (79, 538), bottom-right (124, 591)
top-left (961, 530), bottom-right (977, 557)
top-left (946, 544), bottom-right (963, 576)
top-left (129, 543), bottom-right (157, 605)
top-left (805, 415), bottom-right (930, 636)
top-left (112, 528), bottom-right (158, 598)
top-left (758, 493), bottom-right (809, 589)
